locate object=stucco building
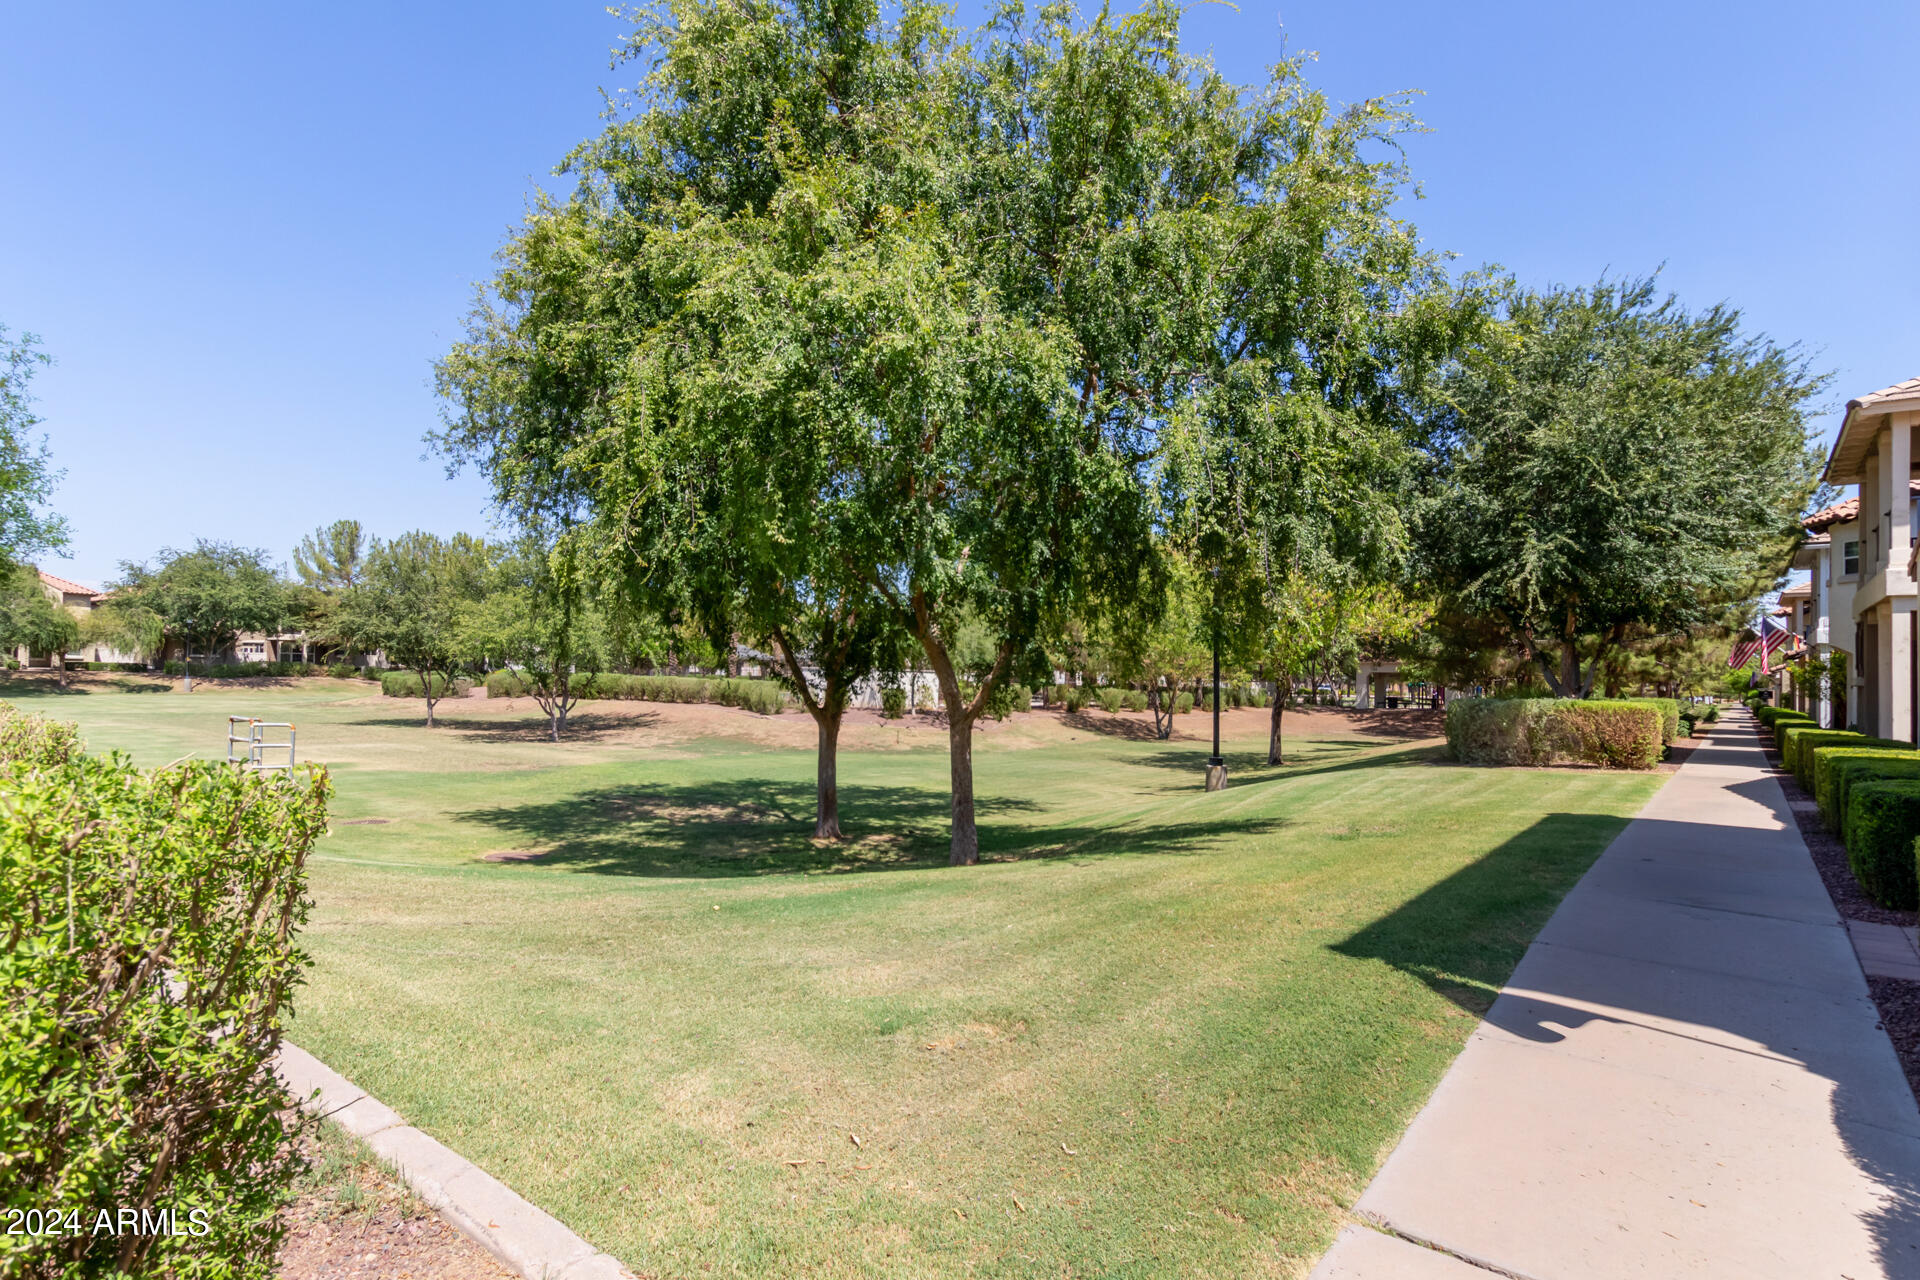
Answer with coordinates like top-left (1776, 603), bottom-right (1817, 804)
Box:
top-left (1812, 376), bottom-right (1920, 740)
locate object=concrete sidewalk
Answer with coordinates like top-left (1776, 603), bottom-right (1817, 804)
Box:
top-left (1312, 710), bottom-right (1920, 1279)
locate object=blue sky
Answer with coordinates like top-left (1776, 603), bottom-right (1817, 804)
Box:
top-left (4, 2), bottom-right (1916, 589)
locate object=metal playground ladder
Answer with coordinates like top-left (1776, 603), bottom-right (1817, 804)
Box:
top-left (227, 717), bottom-right (297, 770)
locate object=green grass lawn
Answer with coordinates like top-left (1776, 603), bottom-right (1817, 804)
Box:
top-left (12, 676), bottom-right (1664, 1278)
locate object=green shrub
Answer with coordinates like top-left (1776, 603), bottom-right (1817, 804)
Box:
top-left (0, 706), bottom-right (333, 1278)
top-left (1173, 691), bottom-right (1194, 714)
top-left (1245, 685), bottom-right (1268, 708)
top-left (82, 661), bottom-right (146, 673)
top-left (1756, 705), bottom-right (1812, 731)
top-left (498, 671), bottom-right (790, 715)
top-left (1783, 728), bottom-right (1908, 790)
top-left (1122, 689), bottom-right (1147, 712)
top-left (1551, 700), bottom-right (1665, 769)
top-left (1625, 698), bottom-right (1680, 744)
top-left (1445, 697), bottom-right (1660, 769)
top-left (1820, 750), bottom-right (1920, 837)
top-left (1096, 688), bottom-right (1125, 713)
top-left (326, 663), bottom-right (360, 680)
top-left (380, 670), bottom-right (467, 698)
top-left (1703, 704), bottom-right (1719, 723)
top-left (1844, 780), bottom-right (1920, 909)
top-left (483, 667), bottom-right (531, 698)
top-left (1062, 686), bottom-right (1087, 713)
top-left (881, 686), bottom-right (906, 718)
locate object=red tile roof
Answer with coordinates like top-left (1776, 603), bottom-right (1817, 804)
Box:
top-left (1802, 482), bottom-right (1920, 531)
top-left (37, 569), bottom-right (96, 597)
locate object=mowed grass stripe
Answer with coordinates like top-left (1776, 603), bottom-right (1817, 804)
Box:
top-left (12, 680), bottom-right (1660, 1278)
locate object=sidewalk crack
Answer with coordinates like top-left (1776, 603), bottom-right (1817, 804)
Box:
top-left (1352, 1214), bottom-right (1546, 1279)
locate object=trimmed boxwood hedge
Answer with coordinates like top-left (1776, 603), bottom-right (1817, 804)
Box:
top-left (1844, 779), bottom-right (1920, 909)
top-left (1781, 727), bottom-right (1911, 789)
top-left (1822, 751), bottom-right (1920, 840)
top-left (1755, 706), bottom-right (1807, 731)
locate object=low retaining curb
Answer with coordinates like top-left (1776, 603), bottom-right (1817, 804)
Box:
top-left (277, 1043), bottom-right (630, 1280)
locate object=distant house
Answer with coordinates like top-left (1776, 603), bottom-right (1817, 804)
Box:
top-left (18, 570), bottom-right (145, 668)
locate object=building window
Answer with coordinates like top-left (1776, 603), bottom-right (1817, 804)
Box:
top-left (1844, 540), bottom-right (1861, 576)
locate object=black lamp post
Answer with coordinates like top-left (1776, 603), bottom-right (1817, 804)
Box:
top-left (1209, 629), bottom-right (1222, 770)
top-left (1205, 564), bottom-right (1225, 790)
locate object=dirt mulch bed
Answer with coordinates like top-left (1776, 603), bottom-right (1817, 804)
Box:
top-left (278, 1127), bottom-right (513, 1280)
top-left (1756, 723), bottom-right (1920, 1101)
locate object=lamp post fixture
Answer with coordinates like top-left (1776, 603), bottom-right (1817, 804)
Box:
top-left (1205, 565), bottom-right (1226, 792)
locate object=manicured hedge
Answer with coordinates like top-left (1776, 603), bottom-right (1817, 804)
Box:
top-left (1844, 780), bottom-right (1920, 909)
top-left (483, 669), bottom-right (789, 716)
top-left (0, 704), bottom-right (332, 1277)
top-left (163, 660), bottom-right (330, 679)
top-left (1626, 698), bottom-right (1680, 744)
top-left (1445, 697), bottom-right (1661, 769)
top-left (1756, 705), bottom-right (1813, 731)
top-left (1782, 728), bottom-right (1909, 789)
top-left (380, 670), bottom-right (468, 698)
top-left (1820, 750), bottom-right (1920, 838)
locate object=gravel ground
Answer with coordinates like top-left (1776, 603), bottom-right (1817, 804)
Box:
top-left (278, 1125), bottom-right (513, 1280)
top-left (1758, 724), bottom-right (1920, 1102)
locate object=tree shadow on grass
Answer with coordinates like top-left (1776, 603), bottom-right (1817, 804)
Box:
top-left (1332, 811), bottom-right (1635, 1015)
top-left (1055, 710), bottom-right (1173, 742)
top-left (1127, 739), bottom-right (1445, 781)
top-left (349, 711), bottom-right (661, 744)
top-left (450, 777), bottom-right (1287, 877)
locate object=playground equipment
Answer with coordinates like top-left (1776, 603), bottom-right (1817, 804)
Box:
top-left (227, 717), bottom-right (296, 770)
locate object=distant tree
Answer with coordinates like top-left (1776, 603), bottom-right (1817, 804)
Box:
top-left (0, 325), bottom-right (70, 570)
top-left (1104, 551), bottom-right (1210, 740)
top-left (1415, 277), bottom-right (1826, 697)
top-left (107, 542), bottom-right (287, 665)
top-left (292, 520), bottom-right (365, 591)
top-left (335, 532), bottom-right (491, 726)
top-left (0, 568), bottom-right (80, 686)
top-left (458, 536), bottom-right (607, 742)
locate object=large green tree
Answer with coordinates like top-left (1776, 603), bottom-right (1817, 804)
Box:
top-left (1414, 277), bottom-right (1825, 697)
top-left (335, 533), bottom-right (491, 726)
top-left (437, 0), bottom-right (1461, 862)
top-left (105, 542), bottom-right (288, 665)
top-left (457, 534), bottom-right (607, 742)
top-left (0, 326), bottom-right (70, 569)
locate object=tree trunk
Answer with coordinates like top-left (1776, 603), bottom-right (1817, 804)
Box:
top-left (1149, 683), bottom-right (1172, 740)
top-left (1268, 680), bottom-right (1287, 765)
top-left (946, 706), bottom-right (978, 864)
top-left (908, 596), bottom-right (1005, 867)
top-left (54, 653), bottom-right (67, 689)
top-left (815, 709), bottom-right (843, 840)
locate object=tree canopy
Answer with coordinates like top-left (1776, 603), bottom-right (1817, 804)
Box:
top-left (0, 325), bottom-right (69, 571)
top-left (435, 0), bottom-right (1475, 859)
top-left (292, 519), bottom-right (366, 591)
top-left (1413, 276), bottom-right (1825, 696)
top-left (105, 542), bottom-right (288, 664)
top-left (335, 532), bottom-right (492, 725)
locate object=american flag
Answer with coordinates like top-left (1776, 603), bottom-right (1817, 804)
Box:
top-left (1728, 615), bottom-right (1794, 672)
